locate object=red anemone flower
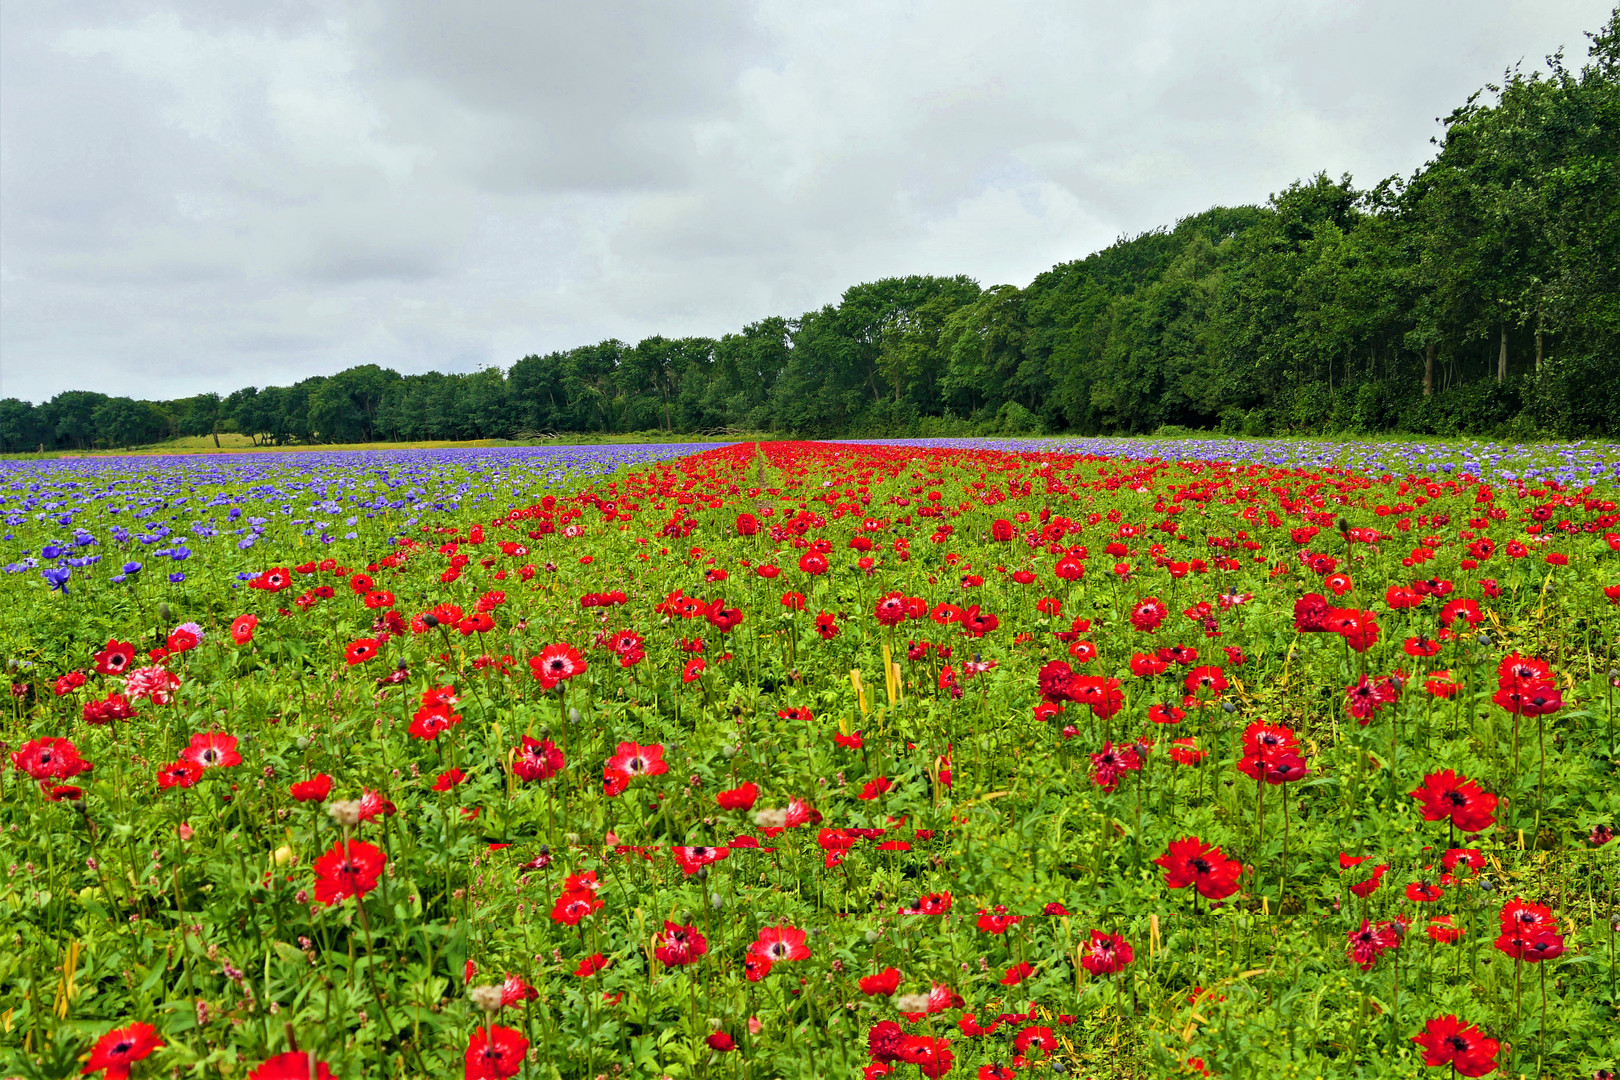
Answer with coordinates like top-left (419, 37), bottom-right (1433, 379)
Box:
top-left (247, 1053), bottom-right (335, 1080)
top-left (81, 1021), bottom-right (163, 1080)
top-left (1148, 703), bottom-right (1185, 724)
top-left (999, 961), bottom-right (1033, 985)
top-left (874, 593), bottom-right (909, 626)
top-left (1168, 738), bottom-right (1206, 765)
top-left (653, 921), bottom-right (708, 967)
top-left (289, 774), bottom-right (333, 802)
top-left (1347, 919), bottom-right (1401, 970)
top-left (672, 845), bottom-right (729, 875)
top-left (93, 640), bottom-right (137, 676)
top-left (573, 953), bottom-right (610, 977)
top-left (1089, 742), bottom-right (1141, 793)
top-left (230, 615), bottom-right (258, 645)
top-left (859, 966), bottom-right (902, 995)
top-left (1498, 896), bottom-right (1556, 933)
top-left (344, 638), bottom-right (382, 665)
top-left (606, 741), bottom-right (668, 778)
top-left (1491, 680), bottom-right (1563, 717)
top-left (1130, 652), bottom-right (1168, 677)
top-left (717, 781), bottom-right (758, 810)
top-left (897, 1035), bottom-right (955, 1078)
top-left (464, 1026), bottom-right (529, 1080)
top-left (1183, 666), bottom-right (1227, 696)
top-left (1495, 928), bottom-right (1566, 962)
top-left (1155, 836), bottom-right (1242, 899)
top-left (179, 732), bottom-right (242, 770)
top-left (551, 890), bottom-right (602, 925)
top-left (528, 643), bottom-right (587, 688)
top-left (311, 838), bottom-right (387, 905)
top-left (249, 567), bottom-right (293, 592)
top-left (156, 760), bottom-right (204, 790)
top-left (1079, 930), bottom-right (1134, 975)
top-left (750, 925), bottom-right (812, 963)
top-left (1410, 770), bottom-right (1498, 833)
top-left (501, 974), bottom-right (538, 1006)
top-left (512, 736), bottom-right (565, 782)
top-left (601, 766), bottom-right (631, 797)
top-left (1130, 597), bottom-right (1167, 631)
top-left (1411, 1015), bottom-right (1500, 1076)
top-left (357, 788), bottom-right (395, 822)
top-left (12, 737), bottom-right (92, 781)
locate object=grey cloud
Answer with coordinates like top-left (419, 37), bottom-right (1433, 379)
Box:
top-left (363, 0), bottom-right (762, 191)
top-left (0, 0), bottom-right (1610, 402)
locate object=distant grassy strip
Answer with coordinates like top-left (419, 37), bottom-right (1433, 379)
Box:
top-left (0, 431), bottom-right (767, 458)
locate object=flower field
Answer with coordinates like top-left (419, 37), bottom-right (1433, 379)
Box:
top-left (2, 438), bottom-right (1618, 1080)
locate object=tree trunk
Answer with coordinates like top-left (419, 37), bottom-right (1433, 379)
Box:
top-left (1497, 326), bottom-right (1508, 383)
top-left (1534, 326), bottom-right (1543, 373)
top-left (1423, 343), bottom-right (1436, 397)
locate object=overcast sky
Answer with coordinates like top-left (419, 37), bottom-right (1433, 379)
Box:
top-left (0, 0), bottom-right (1610, 403)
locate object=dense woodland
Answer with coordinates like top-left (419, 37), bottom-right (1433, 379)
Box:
top-left (4, 13), bottom-right (1617, 452)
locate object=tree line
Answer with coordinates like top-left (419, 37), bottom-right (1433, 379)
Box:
top-left (3, 12), bottom-right (1616, 452)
